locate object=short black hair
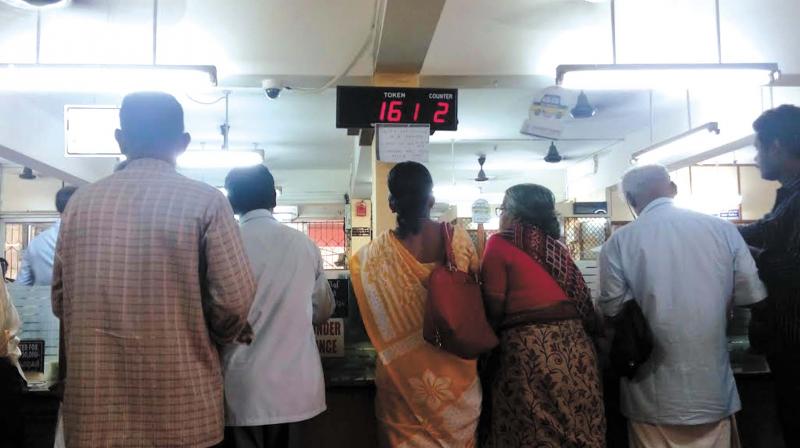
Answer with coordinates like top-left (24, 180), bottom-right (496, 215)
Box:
top-left (55, 186), bottom-right (78, 213)
top-left (753, 104), bottom-right (800, 158)
top-left (225, 165), bottom-right (276, 215)
top-left (119, 92), bottom-right (185, 157)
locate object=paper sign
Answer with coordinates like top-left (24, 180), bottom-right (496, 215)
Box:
top-left (377, 125), bottom-right (430, 163)
top-left (472, 199), bottom-right (491, 224)
top-left (315, 318), bottom-right (345, 358)
top-left (351, 227), bottom-right (372, 238)
top-left (19, 339), bottom-right (45, 372)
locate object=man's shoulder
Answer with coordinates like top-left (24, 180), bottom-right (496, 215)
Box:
top-left (79, 169), bottom-right (223, 203)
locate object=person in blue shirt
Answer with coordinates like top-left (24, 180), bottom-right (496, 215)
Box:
top-left (16, 186), bottom-right (77, 286)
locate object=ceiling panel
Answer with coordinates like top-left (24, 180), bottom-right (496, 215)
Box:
top-left (719, 0), bottom-right (800, 72)
top-left (0, 4), bottom-right (37, 62)
top-left (422, 0), bottom-right (613, 77)
top-left (155, 0), bottom-right (376, 79)
top-left (38, 0), bottom-right (153, 64)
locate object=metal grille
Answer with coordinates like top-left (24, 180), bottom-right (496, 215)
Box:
top-left (563, 217), bottom-right (610, 261)
top-left (284, 220), bottom-right (347, 270)
top-left (3, 222), bottom-right (54, 280)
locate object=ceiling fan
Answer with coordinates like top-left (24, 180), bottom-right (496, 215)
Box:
top-left (475, 155), bottom-right (490, 182)
top-left (543, 141), bottom-right (576, 164)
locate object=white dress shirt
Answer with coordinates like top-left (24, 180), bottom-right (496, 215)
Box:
top-left (222, 209), bottom-right (334, 426)
top-left (17, 221), bottom-right (59, 286)
top-left (599, 198), bottom-right (767, 425)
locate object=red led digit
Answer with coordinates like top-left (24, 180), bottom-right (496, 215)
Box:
top-left (413, 102), bottom-right (421, 121)
top-left (379, 101), bottom-right (387, 121)
top-left (388, 100), bottom-right (403, 122)
top-left (433, 102), bottom-right (449, 124)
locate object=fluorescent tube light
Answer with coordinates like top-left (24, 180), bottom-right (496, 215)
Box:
top-left (632, 122), bottom-right (721, 166)
top-left (556, 63), bottom-right (779, 90)
top-left (0, 64), bottom-right (217, 92)
top-left (177, 149), bottom-right (264, 169)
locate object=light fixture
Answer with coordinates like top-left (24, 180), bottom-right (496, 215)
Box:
top-left (556, 63), bottom-right (779, 90)
top-left (0, 0), bottom-right (70, 9)
top-left (632, 122), bottom-right (721, 166)
top-left (0, 64), bottom-right (217, 92)
top-left (177, 149), bottom-right (264, 169)
top-left (19, 167), bottom-right (37, 180)
top-left (273, 205), bottom-right (299, 223)
top-left (570, 91), bottom-right (596, 119)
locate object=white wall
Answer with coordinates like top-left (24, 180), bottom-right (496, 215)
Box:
top-left (0, 166), bottom-right (64, 213)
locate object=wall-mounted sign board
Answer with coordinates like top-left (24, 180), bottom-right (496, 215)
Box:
top-left (315, 318), bottom-right (345, 358)
top-left (336, 86), bottom-right (458, 131)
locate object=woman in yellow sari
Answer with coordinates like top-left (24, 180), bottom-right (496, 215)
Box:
top-left (351, 161), bottom-right (481, 447)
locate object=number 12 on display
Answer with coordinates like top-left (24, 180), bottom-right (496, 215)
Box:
top-left (378, 101), bottom-right (450, 124)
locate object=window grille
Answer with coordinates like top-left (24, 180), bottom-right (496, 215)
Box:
top-left (284, 220), bottom-right (347, 270)
top-left (563, 217), bottom-right (610, 261)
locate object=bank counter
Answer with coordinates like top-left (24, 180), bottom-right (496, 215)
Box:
top-left (9, 279), bottom-right (784, 447)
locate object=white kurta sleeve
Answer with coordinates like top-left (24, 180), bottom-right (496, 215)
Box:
top-left (727, 225), bottom-right (768, 307)
top-left (598, 235), bottom-right (632, 317)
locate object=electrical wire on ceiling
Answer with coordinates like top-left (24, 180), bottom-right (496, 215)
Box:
top-left (289, 0), bottom-right (382, 94)
top-left (185, 93), bottom-right (227, 105)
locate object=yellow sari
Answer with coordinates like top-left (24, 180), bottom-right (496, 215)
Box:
top-left (350, 227), bottom-right (481, 448)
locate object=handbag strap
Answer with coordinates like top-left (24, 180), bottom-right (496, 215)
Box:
top-left (440, 222), bottom-right (457, 270)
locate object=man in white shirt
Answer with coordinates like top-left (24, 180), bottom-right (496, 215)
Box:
top-left (16, 186), bottom-right (77, 286)
top-left (599, 165), bottom-right (767, 448)
top-left (221, 164), bottom-right (335, 448)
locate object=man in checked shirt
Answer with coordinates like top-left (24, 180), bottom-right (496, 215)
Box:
top-left (52, 92), bottom-right (256, 447)
top-left (740, 104), bottom-right (800, 447)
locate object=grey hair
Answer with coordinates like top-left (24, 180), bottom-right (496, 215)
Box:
top-left (620, 164), bottom-right (670, 200)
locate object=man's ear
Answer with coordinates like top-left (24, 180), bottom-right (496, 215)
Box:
top-left (115, 129), bottom-right (125, 154)
top-left (625, 193), bottom-right (637, 209)
top-left (176, 132), bottom-right (191, 155)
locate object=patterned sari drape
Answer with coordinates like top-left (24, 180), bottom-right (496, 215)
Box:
top-left (350, 227), bottom-right (481, 448)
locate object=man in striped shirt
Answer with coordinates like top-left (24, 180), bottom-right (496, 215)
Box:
top-left (52, 92), bottom-right (256, 447)
top-left (740, 104), bottom-right (800, 447)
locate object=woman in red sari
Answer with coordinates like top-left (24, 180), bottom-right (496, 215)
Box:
top-left (481, 184), bottom-right (605, 448)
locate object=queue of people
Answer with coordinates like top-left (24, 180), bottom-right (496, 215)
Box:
top-left (0, 90), bottom-right (799, 448)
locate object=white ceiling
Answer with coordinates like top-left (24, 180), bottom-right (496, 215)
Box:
top-left (0, 0), bottom-right (798, 204)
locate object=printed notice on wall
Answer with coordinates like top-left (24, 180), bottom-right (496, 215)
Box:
top-left (376, 124), bottom-right (430, 163)
top-left (315, 318), bottom-right (345, 358)
top-left (19, 339), bottom-right (45, 372)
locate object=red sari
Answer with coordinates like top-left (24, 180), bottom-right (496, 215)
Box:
top-left (480, 224), bottom-right (605, 448)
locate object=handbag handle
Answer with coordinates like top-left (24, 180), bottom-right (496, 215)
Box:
top-left (440, 222), bottom-right (457, 271)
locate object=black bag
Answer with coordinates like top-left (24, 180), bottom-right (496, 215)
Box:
top-left (609, 299), bottom-right (653, 379)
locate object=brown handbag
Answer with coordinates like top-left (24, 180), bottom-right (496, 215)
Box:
top-left (423, 223), bottom-right (499, 359)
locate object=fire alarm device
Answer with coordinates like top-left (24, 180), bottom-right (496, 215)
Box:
top-left (356, 201), bottom-right (368, 217)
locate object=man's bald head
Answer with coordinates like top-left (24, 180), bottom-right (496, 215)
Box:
top-left (621, 164), bottom-right (677, 215)
top-left (115, 92), bottom-right (191, 163)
